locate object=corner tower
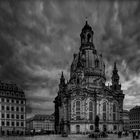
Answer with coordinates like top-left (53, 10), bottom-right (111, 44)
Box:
top-left (111, 62), bottom-right (121, 91)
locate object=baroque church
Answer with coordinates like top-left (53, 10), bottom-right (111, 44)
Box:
top-left (54, 21), bottom-right (125, 134)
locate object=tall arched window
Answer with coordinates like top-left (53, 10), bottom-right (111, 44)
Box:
top-left (103, 102), bottom-right (106, 111)
top-left (103, 102), bottom-right (107, 121)
top-left (89, 101), bottom-right (93, 120)
top-left (76, 101), bottom-right (80, 120)
top-left (95, 59), bottom-right (99, 68)
top-left (81, 34), bottom-right (85, 43)
top-left (113, 103), bottom-right (116, 121)
top-left (87, 33), bottom-right (91, 42)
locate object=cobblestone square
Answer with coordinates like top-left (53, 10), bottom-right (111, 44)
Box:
top-left (0, 134), bottom-right (134, 140)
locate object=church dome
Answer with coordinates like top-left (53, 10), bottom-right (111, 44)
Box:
top-left (70, 21), bottom-right (106, 86)
top-left (81, 50), bottom-right (105, 78)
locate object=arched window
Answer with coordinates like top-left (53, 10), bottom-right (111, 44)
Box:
top-left (90, 125), bottom-right (94, 130)
top-left (81, 34), bottom-right (85, 43)
top-left (89, 101), bottom-right (93, 120)
top-left (87, 33), bottom-right (91, 42)
top-left (103, 102), bottom-right (106, 111)
top-left (76, 125), bottom-right (80, 133)
top-left (76, 101), bottom-right (80, 120)
top-left (114, 125), bottom-right (117, 130)
top-left (113, 103), bottom-right (117, 121)
top-left (95, 59), bottom-right (99, 68)
top-left (113, 104), bottom-right (116, 112)
top-left (103, 102), bottom-right (107, 121)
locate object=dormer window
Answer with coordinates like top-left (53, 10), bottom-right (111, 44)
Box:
top-left (95, 59), bottom-right (99, 68)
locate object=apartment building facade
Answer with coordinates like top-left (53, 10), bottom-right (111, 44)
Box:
top-left (0, 81), bottom-right (26, 135)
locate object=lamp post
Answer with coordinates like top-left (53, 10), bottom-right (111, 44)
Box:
top-left (94, 89), bottom-right (98, 131)
top-left (94, 89), bottom-right (100, 140)
top-left (85, 111), bottom-right (86, 135)
top-left (94, 89), bottom-right (96, 118)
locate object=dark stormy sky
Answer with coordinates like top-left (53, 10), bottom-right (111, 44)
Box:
top-left (0, 0), bottom-right (140, 118)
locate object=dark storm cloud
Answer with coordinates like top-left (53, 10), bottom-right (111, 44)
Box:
top-left (0, 0), bottom-right (140, 116)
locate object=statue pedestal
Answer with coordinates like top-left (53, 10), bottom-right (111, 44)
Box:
top-left (95, 127), bottom-right (99, 132)
top-left (94, 131), bottom-right (100, 138)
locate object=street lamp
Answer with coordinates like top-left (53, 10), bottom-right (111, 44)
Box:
top-left (94, 89), bottom-right (100, 140)
top-left (94, 89), bottom-right (97, 122)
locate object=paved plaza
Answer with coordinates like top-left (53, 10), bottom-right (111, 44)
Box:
top-left (0, 134), bottom-right (134, 140)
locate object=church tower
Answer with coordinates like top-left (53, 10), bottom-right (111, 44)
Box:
top-left (111, 62), bottom-right (121, 91)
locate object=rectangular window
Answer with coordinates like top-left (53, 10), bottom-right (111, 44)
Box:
top-left (103, 113), bottom-right (106, 121)
top-left (2, 106), bottom-right (4, 110)
top-left (21, 100), bottom-right (24, 104)
top-left (113, 113), bottom-right (116, 121)
top-left (7, 99), bottom-right (9, 103)
top-left (7, 114), bottom-right (10, 119)
top-left (21, 107), bottom-right (24, 112)
top-left (16, 115), bottom-right (19, 119)
top-left (21, 122), bottom-right (24, 127)
top-left (89, 112), bottom-right (93, 120)
top-left (11, 106), bottom-right (14, 111)
top-left (76, 115), bottom-right (80, 120)
top-left (16, 100), bottom-right (19, 104)
top-left (12, 99), bottom-right (14, 103)
top-left (16, 107), bottom-right (19, 112)
top-left (6, 106), bottom-right (10, 111)
top-left (11, 114), bottom-right (14, 119)
top-left (6, 121), bottom-right (10, 126)
top-left (16, 122), bottom-right (19, 127)
top-left (21, 115), bottom-right (24, 119)
top-left (2, 98), bottom-right (5, 102)
top-left (2, 121), bottom-right (5, 126)
top-left (12, 122), bottom-right (14, 126)
top-left (2, 114), bottom-right (5, 118)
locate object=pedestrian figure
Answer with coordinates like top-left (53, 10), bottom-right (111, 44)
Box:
top-left (133, 131), bottom-right (135, 140)
top-left (136, 131), bottom-right (138, 139)
top-left (120, 131), bottom-right (122, 138)
top-left (118, 131), bottom-right (121, 138)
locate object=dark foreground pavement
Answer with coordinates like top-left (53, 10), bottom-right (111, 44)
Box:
top-left (0, 134), bottom-right (133, 140)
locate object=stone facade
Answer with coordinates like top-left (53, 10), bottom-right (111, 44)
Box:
top-left (26, 114), bottom-right (55, 134)
top-left (0, 81), bottom-right (26, 135)
top-left (122, 110), bottom-right (130, 131)
top-left (129, 106), bottom-right (140, 130)
top-left (54, 21), bottom-right (125, 134)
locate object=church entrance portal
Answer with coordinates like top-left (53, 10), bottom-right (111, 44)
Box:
top-left (76, 125), bottom-right (80, 134)
top-left (103, 125), bottom-right (107, 132)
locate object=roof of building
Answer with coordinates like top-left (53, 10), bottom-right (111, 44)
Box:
top-left (27, 114), bottom-right (54, 122)
top-left (123, 110), bottom-right (129, 113)
top-left (0, 80), bottom-right (25, 99)
top-left (130, 106), bottom-right (140, 111)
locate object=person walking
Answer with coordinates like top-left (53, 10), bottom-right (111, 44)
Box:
top-left (133, 131), bottom-right (135, 140)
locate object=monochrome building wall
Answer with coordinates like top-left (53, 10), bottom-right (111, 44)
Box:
top-left (54, 21), bottom-right (125, 134)
top-left (26, 114), bottom-right (55, 133)
top-left (129, 106), bottom-right (140, 130)
top-left (0, 81), bottom-right (26, 135)
top-left (122, 110), bottom-right (130, 131)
